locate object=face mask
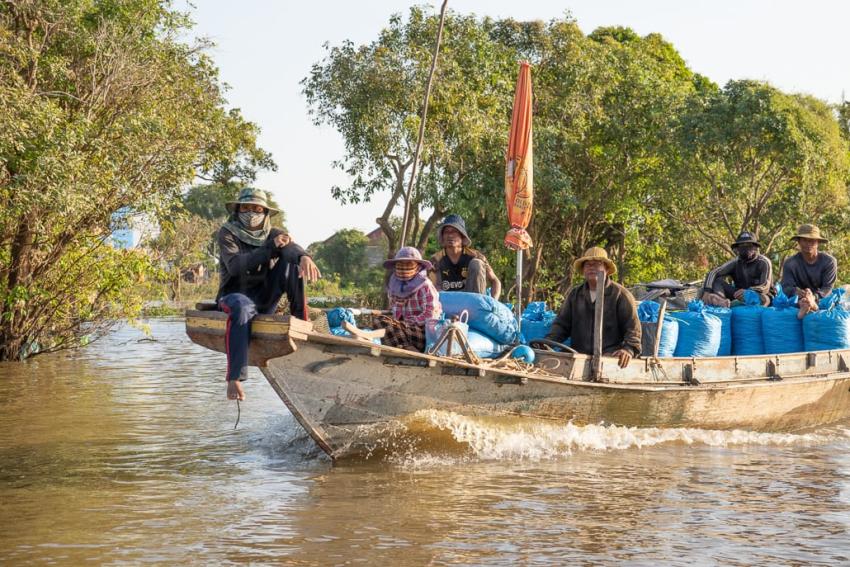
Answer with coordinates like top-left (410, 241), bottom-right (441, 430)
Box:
top-left (737, 246), bottom-right (757, 262)
top-left (239, 210), bottom-right (266, 229)
top-left (395, 264), bottom-right (418, 281)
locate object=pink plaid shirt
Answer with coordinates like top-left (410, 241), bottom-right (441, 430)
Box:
top-left (390, 280), bottom-right (442, 326)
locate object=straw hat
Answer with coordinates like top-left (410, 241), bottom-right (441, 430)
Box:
top-left (791, 224), bottom-right (828, 243)
top-left (383, 246), bottom-right (433, 271)
top-left (225, 187), bottom-right (280, 216)
top-left (573, 246), bottom-right (617, 275)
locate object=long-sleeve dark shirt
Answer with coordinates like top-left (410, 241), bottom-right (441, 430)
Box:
top-left (703, 254), bottom-right (773, 295)
top-left (780, 252), bottom-right (837, 299)
top-left (216, 227), bottom-right (306, 304)
top-left (546, 280), bottom-right (642, 357)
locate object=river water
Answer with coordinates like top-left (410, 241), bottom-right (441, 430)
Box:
top-left (1, 319), bottom-right (849, 565)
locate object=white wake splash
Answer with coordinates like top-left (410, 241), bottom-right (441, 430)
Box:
top-left (390, 410), bottom-right (838, 463)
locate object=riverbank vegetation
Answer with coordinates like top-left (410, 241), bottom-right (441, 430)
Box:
top-left (0, 1), bottom-right (275, 360)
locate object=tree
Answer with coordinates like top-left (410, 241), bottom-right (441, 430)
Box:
top-left (147, 215), bottom-right (219, 300)
top-left (311, 228), bottom-right (370, 286)
top-left (666, 81), bottom-right (850, 265)
top-left (302, 7), bottom-right (515, 256)
top-left (0, 0), bottom-right (275, 360)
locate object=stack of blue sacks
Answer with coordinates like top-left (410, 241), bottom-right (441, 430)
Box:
top-left (427, 292), bottom-right (519, 358)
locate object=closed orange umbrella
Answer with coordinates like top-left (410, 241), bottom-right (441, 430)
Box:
top-left (505, 61), bottom-right (533, 252)
top-left (505, 62), bottom-right (533, 332)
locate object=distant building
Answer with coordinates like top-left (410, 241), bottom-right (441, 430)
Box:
top-left (110, 207), bottom-right (159, 249)
top-left (365, 227), bottom-right (387, 267)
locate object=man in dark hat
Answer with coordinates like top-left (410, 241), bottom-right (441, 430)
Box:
top-left (780, 224), bottom-right (837, 317)
top-left (428, 214), bottom-right (502, 299)
top-left (217, 188), bottom-right (321, 401)
top-left (702, 231), bottom-right (774, 308)
top-left (546, 247), bottom-right (641, 368)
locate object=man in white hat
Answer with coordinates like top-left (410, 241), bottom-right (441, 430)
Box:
top-left (780, 224), bottom-right (837, 317)
top-left (546, 247), bottom-right (641, 368)
top-left (217, 188), bottom-right (321, 401)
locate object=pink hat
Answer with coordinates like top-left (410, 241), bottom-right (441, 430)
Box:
top-left (383, 246), bottom-right (433, 271)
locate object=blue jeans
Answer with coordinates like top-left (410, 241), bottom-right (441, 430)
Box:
top-left (219, 260), bottom-right (305, 381)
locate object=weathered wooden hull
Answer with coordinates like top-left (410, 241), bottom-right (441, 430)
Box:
top-left (185, 310), bottom-right (850, 459)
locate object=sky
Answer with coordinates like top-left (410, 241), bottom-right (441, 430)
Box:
top-left (185, 0), bottom-right (849, 247)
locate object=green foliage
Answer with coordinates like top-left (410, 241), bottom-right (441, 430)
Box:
top-left (0, 0), bottom-right (275, 360)
top-left (302, 7), bottom-right (515, 253)
top-left (667, 81), bottom-right (850, 268)
top-left (310, 228), bottom-right (380, 288)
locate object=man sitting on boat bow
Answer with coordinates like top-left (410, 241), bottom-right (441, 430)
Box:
top-left (428, 214), bottom-right (502, 299)
top-left (780, 224), bottom-right (837, 318)
top-left (701, 231), bottom-right (774, 308)
top-left (546, 247), bottom-right (641, 368)
top-left (216, 188), bottom-right (321, 401)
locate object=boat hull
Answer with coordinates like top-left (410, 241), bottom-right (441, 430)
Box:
top-left (262, 336), bottom-right (850, 458)
top-left (185, 310), bottom-right (850, 459)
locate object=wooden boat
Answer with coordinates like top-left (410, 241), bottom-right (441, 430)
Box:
top-left (185, 308), bottom-right (850, 460)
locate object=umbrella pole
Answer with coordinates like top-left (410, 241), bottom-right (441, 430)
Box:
top-left (516, 249), bottom-right (523, 341)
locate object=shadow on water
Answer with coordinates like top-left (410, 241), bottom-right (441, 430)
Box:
top-left (1, 319), bottom-right (849, 565)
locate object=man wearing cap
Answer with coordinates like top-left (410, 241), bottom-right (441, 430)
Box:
top-left (373, 247), bottom-right (442, 352)
top-left (429, 214), bottom-right (502, 299)
top-left (546, 247), bottom-right (641, 368)
top-left (701, 231), bottom-right (774, 308)
top-left (217, 188), bottom-right (321, 401)
top-left (780, 224), bottom-right (837, 317)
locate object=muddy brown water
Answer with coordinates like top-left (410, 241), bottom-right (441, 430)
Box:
top-left (1, 319), bottom-right (849, 565)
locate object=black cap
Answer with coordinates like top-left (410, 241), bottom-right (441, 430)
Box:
top-left (731, 231), bottom-right (760, 249)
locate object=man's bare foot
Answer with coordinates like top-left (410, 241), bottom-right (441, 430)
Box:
top-left (227, 380), bottom-right (245, 401)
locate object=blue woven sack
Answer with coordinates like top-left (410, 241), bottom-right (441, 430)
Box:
top-left (804, 290), bottom-right (850, 351)
top-left (730, 290), bottom-right (766, 355)
top-left (520, 302), bottom-right (556, 343)
top-left (762, 287), bottom-right (803, 354)
top-left (425, 315), bottom-right (470, 356)
top-left (703, 305), bottom-right (732, 356)
top-left (440, 291), bottom-right (519, 344)
top-left (637, 301), bottom-right (680, 357)
top-left (326, 307), bottom-right (355, 328)
top-left (668, 300), bottom-right (721, 357)
top-left (467, 330), bottom-right (506, 359)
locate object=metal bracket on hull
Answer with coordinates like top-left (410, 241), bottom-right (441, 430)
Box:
top-left (767, 358), bottom-right (783, 381)
top-left (683, 361), bottom-right (700, 386)
top-left (441, 365), bottom-right (486, 377)
top-left (384, 356), bottom-right (437, 368)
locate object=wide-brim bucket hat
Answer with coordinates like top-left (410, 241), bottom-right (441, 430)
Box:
top-left (225, 187), bottom-right (280, 216)
top-left (791, 224), bottom-right (828, 243)
top-left (572, 246), bottom-right (617, 276)
top-left (730, 231), bottom-right (760, 249)
top-left (383, 246), bottom-right (433, 271)
top-left (437, 214), bottom-right (471, 247)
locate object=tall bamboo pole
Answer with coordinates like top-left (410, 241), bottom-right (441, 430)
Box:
top-left (399, 0), bottom-right (448, 247)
